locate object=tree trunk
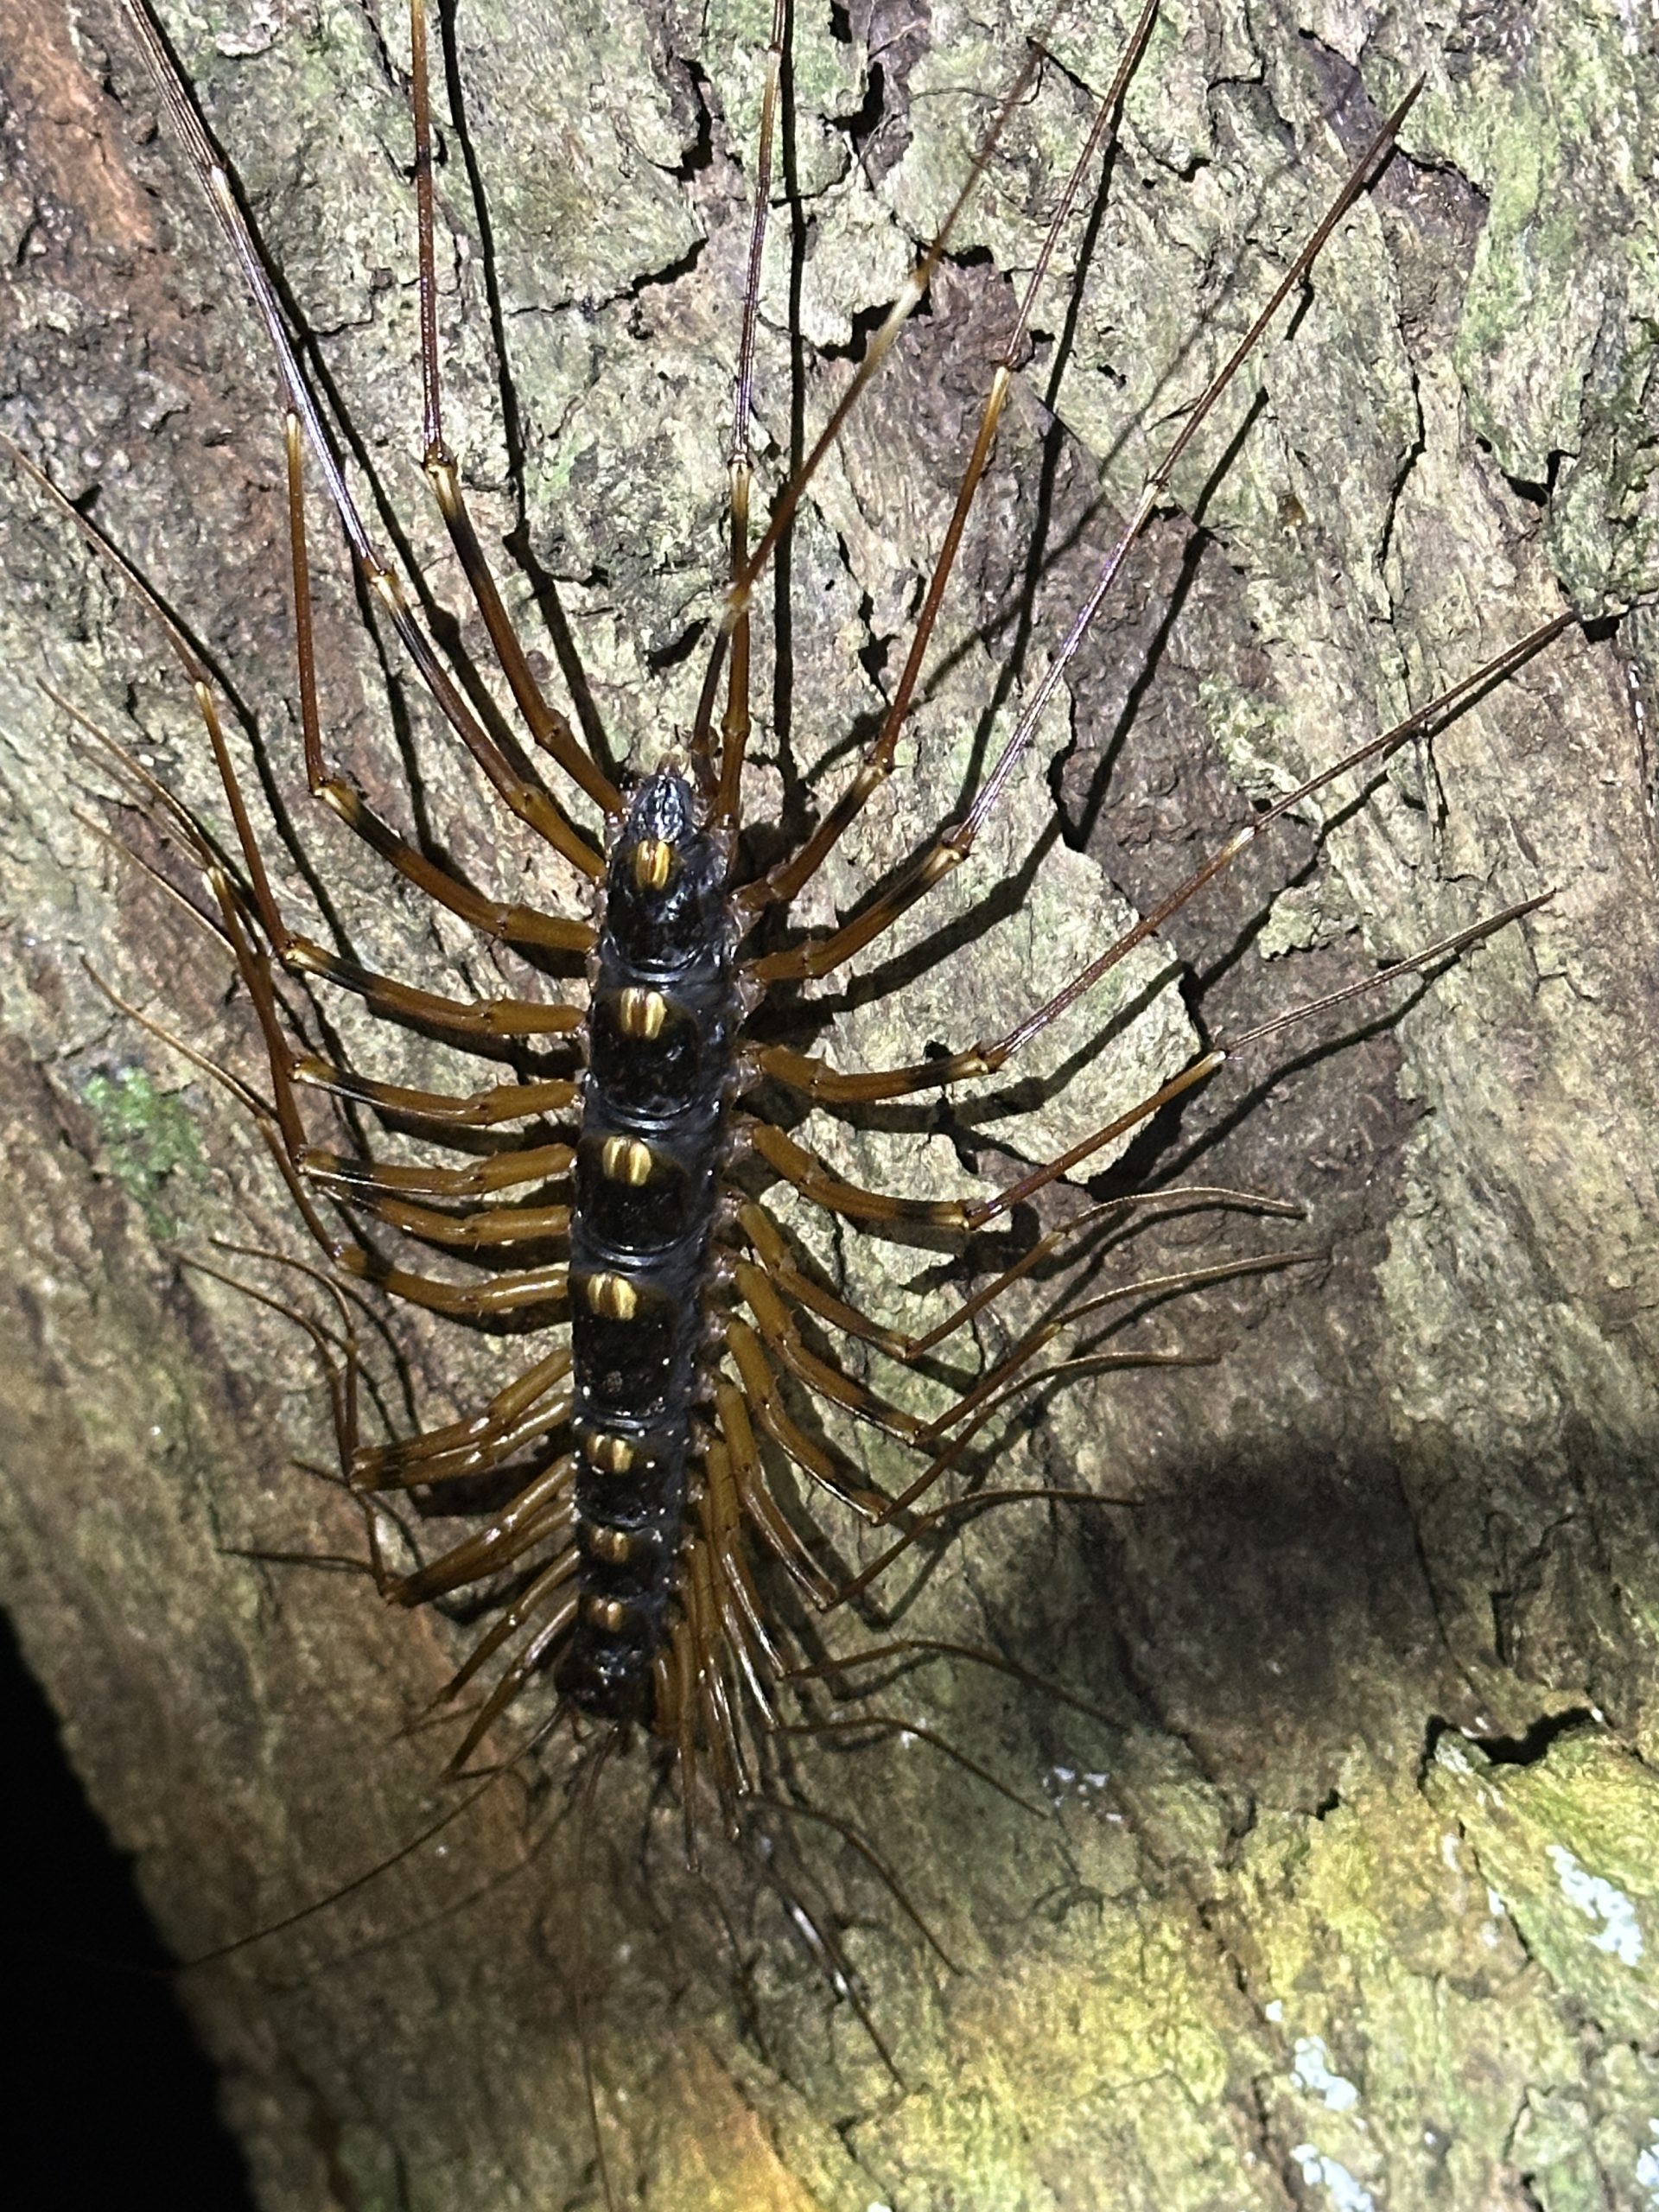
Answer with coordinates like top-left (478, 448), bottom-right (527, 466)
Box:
top-left (3, 0), bottom-right (1658, 2206)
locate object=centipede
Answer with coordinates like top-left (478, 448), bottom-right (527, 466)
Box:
top-left (3, 0), bottom-right (1652, 2204)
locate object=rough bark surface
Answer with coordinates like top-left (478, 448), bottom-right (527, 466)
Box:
top-left (2, 1), bottom-right (1658, 2207)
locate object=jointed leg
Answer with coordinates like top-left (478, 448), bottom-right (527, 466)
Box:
top-left (738, 1187), bottom-right (1296, 1364)
top-left (358, 1346), bottom-right (572, 1485)
top-left (746, 82), bottom-right (1442, 988)
top-left (123, 2), bottom-right (611, 879)
top-left (741, 0), bottom-right (1162, 915)
top-left (722, 1316), bottom-right (892, 1522)
top-left (405, 0), bottom-right (624, 823)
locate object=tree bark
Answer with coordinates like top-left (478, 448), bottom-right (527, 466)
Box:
top-left (3, 0), bottom-right (1658, 2206)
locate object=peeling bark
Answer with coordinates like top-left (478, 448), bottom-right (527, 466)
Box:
top-left (2, 1), bottom-right (1658, 2206)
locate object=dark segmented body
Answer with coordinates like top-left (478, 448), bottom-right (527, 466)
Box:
top-left (560, 768), bottom-right (741, 1721)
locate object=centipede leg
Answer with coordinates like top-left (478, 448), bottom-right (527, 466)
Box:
top-left (740, 0), bottom-right (1161, 915)
top-left (714, 1379), bottom-right (836, 1609)
top-left (746, 84), bottom-right (1440, 994)
top-left (723, 1317), bottom-right (893, 1523)
top-left (388, 1478), bottom-right (576, 1604)
top-left (739, 1186), bottom-right (1292, 1365)
top-left (444, 1587), bottom-right (582, 1772)
top-left (405, 0), bottom-right (624, 823)
top-left (363, 1392), bottom-right (575, 1492)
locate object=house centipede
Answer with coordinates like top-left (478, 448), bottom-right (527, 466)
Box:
top-left (3, 4), bottom-right (1654, 2212)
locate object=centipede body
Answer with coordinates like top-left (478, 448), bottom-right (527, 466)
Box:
top-left (2, 1), bottom-right (1656, 2208)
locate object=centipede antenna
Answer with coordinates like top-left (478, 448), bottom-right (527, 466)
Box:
top-left (405, 0), bottom-right (624, 819)
top-left (699, 0), bottom-right (790, 816)
top-left (121, 1), bottom-right (611, 880)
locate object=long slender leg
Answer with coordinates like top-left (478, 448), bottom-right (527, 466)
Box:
top-left (733, 1260), bottom-right (929, 1444)
top-left (747, 615), bottom-right (1573, 1079)
top-left (695, 1445), bottom-right (780, 1728)
top-left (292, 1058), bottom-right (577, 1128)
top-left (721, 895), bottom-right (1540, 1536)
top-left (830, 1467), bottom-right (1159, 1607)
top-left (715, 1379), bottom-right (836, 1608)
top-left (181, 1249), bottom-right (362, 1498)
top-left (358, 1348), bottom-right (571, 1484)
top-left (331, 1191), bottom-right (571, 1255)
top-left (703, 1436), bottom-right (785, 1693)
top-left (363, 1395), bottom-right (573, 1491)
top-left (278, 939), bottom-right (582, 1042)
top-left (445, 1595), bottom-right (580, 1771)
top-left (790, 1636), bottom-right (1109, 1730)
top-left (689, 0), bottom-right (789, 818)
top-left (10, 440), bottom-right (592, 1065)
top-left (387, 1480), bottom-right (576, 1601)
top-left (745, 885), bottom-right (1541, 1251)
top-left (406, 0), bottom-right (623, 822)
top-left (201, 864), bottom-right (582, 1267)
top-left (956, 897), bottom-right (1547, 1235)
top-left (737, 1220), bottom-right (1315, 1518)
top-left (772, 1714), bottom-right (1045, 1819)
top-left (741, 0), bottom-right (1162, 914)
top-left (98, 895), bottom-right (582, 1330)
top-left (738, 1187), bottom-right (1295, 1364)
top-left (304, 1144), bottom-right (574, 1202)
top-left (747, 84), bottom-right (1433, 986)
top-left (121, 1), bottom-right (609, 881)
top-left (103, 734), bottom-right (588, 1270)
top-left (721, 1317), bottom-right (892, 1522)
top-left (335, 1246), bottom-right (569, 1318)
